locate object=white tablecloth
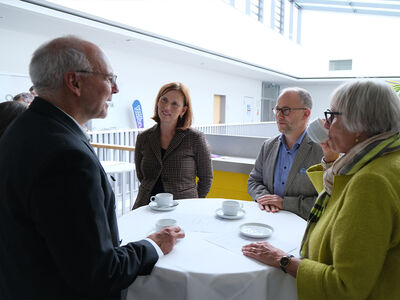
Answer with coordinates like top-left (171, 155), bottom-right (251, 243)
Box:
top-left (118, 198), bottom-right (306, 300)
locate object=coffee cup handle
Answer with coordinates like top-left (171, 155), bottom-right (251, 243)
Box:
top-left (150, 196), bottom-right (156, 202)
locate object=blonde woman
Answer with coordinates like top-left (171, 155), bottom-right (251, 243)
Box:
top-left (133, 82), bottom-right (213, 209)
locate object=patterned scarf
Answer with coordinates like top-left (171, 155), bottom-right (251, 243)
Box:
top-left (300, 131), bottom-right (400, 258)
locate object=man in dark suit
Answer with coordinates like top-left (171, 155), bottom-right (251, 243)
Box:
top-left (0, 36), bottom-right (184, 299)
top-left (247, 88), bottom-right (323, 219)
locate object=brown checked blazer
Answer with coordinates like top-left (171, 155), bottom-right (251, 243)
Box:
top-left (133, 125), bottom-right (213, 209)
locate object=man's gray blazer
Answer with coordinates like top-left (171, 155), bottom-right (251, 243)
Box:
top-left (247, 133), bottom-right (323, 219)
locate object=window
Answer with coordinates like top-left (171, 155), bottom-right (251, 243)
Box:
top-left (249, 0), bottom-right (264, 22)
top-left (272, 0), bottom-right (285, 34)
top-left (329, 59), bottom-right (353, 71)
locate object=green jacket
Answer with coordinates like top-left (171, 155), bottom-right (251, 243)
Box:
top-left (297, 151), bottom-right (400, 300)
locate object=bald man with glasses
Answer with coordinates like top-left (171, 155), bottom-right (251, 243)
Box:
top-left (0, 36), bottom-right (184, 300)
top-left (247, 87), bottom-right (323, 220)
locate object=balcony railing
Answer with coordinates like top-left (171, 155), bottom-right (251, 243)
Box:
top-left (193, 121), bottom-right (277, 137)
top-left (89, 122), bottom-right (277, 216)
top-left (89, 122), bottom-right (277, 153)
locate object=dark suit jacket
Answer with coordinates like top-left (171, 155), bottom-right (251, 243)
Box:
top-left (133, 125), bottom-right (213, 209)
top-left (247, 133), bottom-right (323, 219)
top-left (0, 98), bottom-right (158, 300)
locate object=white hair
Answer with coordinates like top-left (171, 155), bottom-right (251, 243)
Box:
top-left (13, 92), bottom-right (33, 103)
top-left (29, 35), bottom-right (93, 95)
top-left (331, 80), bottom-right (400, 136)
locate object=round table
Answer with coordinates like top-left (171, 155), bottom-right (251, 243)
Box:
top-left (118, 198), bottom-right (306, 300)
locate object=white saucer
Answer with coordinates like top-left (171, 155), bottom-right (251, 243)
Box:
top-left (149, 200), bottom-right (179, 211)
top-left (215, 208), bottom-right (246, 220)
top-left (240, 223), bottom-right (274, 238)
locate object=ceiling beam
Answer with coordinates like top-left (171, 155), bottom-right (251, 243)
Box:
top-left (295, 0), bottom-right (400, 11)
top-left (299, 4), bottom-right (400, 17)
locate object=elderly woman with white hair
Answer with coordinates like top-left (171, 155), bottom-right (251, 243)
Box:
top-left (242, 80), bottom-right (400, 300)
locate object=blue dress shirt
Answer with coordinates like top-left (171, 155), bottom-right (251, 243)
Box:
top-left (273, 130), bottom-right (307, 197)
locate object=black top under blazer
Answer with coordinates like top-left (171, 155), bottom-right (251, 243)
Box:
top-left (0, 98), bottom-right (158, 300)
top-left (133, 124), bottom-right (213, 209)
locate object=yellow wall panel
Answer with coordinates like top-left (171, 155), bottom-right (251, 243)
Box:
top-left (206, 170), bottom-right (252, 201)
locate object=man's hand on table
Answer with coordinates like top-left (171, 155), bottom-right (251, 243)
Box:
top-left (148, 226), bottom-right (185, 254)
top-left (256, 194), bottom-right (283, 213)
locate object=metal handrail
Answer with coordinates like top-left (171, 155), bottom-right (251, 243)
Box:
top-left (91, 143), bottom-right (135, 152)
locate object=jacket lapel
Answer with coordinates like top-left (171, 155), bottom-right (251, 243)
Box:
top-left (284, 134), bottom-right (312, 193)
top-left (267, 137), bottom-right (281, 188)
top-left (164, 130), bottom-right (186, 161)
top-left (149, 125), bottom-right (162, 164)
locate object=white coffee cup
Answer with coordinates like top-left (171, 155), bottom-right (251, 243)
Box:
top-left (307, 118), bottom-right (329, 143)
top-left (150, 193), bottom-right (173, 207)
top-left (155, 218), bottom-right (177, 231)
top-left (222, 200), bottom-right (243, 216)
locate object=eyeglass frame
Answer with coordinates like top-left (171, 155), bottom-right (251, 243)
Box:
top-left (272, 106), bottom-right (308, 116)
top-left (324, 109), bottom-right (343, 124)
top-left (76, 70), bottom-right (117, 86)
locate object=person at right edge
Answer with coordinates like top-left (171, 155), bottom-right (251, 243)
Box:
top-left (242, 80), bottom-right (400, 300)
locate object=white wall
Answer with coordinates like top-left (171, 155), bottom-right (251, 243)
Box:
top-left (303, 83), bottom-right (339, 120)
top-left (0, 27), bottom-right (354, 131)
top-left (0, 28), bottom-right (39, 101)
top-left (301, 10), bottom-right (400, 77)
top-left (0, 73), bottom-right (32, 102)
top-left (281, 82), bottom-right (344, 121)
top-left (3, 0), bottom-right (394, 131)
top-left (47, 0), bottom-right (321, 77)
top-left (92, 45), bottom-right (262, 130)
top-left (0, 27), bottom-right (262, 130)
top-left (48, 0), bottom-right (400, 78)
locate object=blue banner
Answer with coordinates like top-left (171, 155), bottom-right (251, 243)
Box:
top-left (132, 99), bottom-right (144, 128)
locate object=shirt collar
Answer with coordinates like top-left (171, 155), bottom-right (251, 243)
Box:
top-left (279, 129), bottom-right (307, 152)
top-left (54, 106), bottom-right (91, 141)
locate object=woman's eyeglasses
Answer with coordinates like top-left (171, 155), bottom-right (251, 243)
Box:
top-left (324, 109), bottom-right (342, 124)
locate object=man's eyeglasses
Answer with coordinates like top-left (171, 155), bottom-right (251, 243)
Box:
top-left (324, 109), bottom-right (342, 124)
top-left (76, 70), bottom-right (117, 86)
top-left (272, 106), bottom-right (307, 116)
